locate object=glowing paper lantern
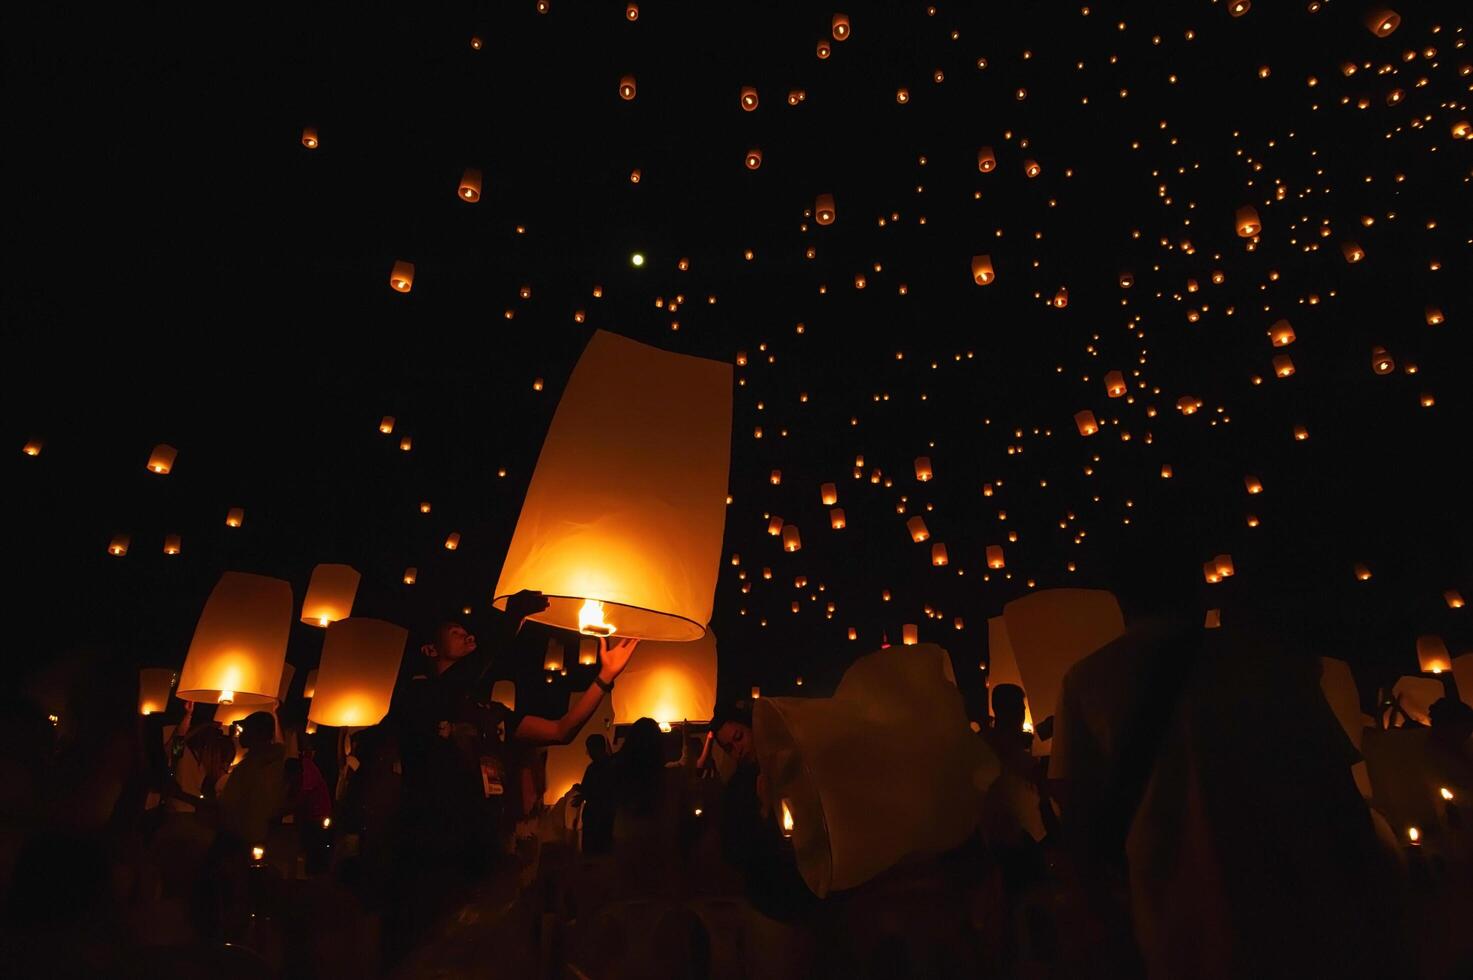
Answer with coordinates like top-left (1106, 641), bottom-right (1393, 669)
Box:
top-left (301, 126), bottom-right (319, 149)
top-left (23, 438), bottom-right (43, 456)
top-left (108, 534), bottom-right (130, 557)
top-left (1364, 8), bottom-right (1400, 36)
top-left (1074, 410), bottom-right (1098, 436)
top-left (578, 636), bottom-right (598, 665)
top-left (986, 545), bottom-right (1005, 569)
top-left (1341, 241), bottom-right (1364, 263)
top-left (830, 508), bottom-right (846, 530)
top-left (782, 525), bottom-right (802, 552)
top-left (309, 618), bottom-right (409, 729)
top-left (544, 638), bottom-right (565, 672)
top-left (1416, 635), bottom-right (1451, 674)
top-left (138, 668), bottom-right (175, 715)
top-left (301, 563), bottom-right (360, 628)
top-left (906, 516), bottom-right (930, 543)
top-left (931, 543), bottom-right (948, 566)
top-left (619, 74), bottom-right (637, 100)
top-left (163, 533), bottom-right (181, 555)
top-left (1023, 159), bottom-right (1040, 178)
top-left (303, 668), bottom-right (317, 699)
top-left (820, 483), bottom-right (838, 506)
top-left (1229, 0), bottom-right (1250, 15)
top-left (902, 624), bottom-right (919, 645)
top-left (1273, 354), bottom-right (1295, 378)
top-left (831, 13), bottom-right (850, 39)
top-left (740, 86), bottom-right (758, 111)
top-left (225, 507), bottom-right (245, 528)
top-left (544, 688), bottom-right (614, 804)
top-left (753, 644), bottom-right (1000, 897)
top-left (147, 444), bottom-right (177, 474)
top-left (977, 147), bottom-right (996, 172)
top-left (814, 193), bottom-right (836, 225)
top-left (1104, 371), bottom-right (1126, 397)
top-left (379, 416), bottom-right (395, 434)
top-left (493, 331), bottom-right (732, 642)
top-left (971, 255), bottom-right (995, 284)
top-left (1235, 205), bottom-right (1261, 238)
top-left (1445, 590), bottom-right (1465, 609)
top-left (492, 680), bottom-right (516, 711)
top-left (745, 148), bottom-right (763, 170)
top-left (1002, 589), bottom-right (1125, 734)
top-left (770, 469), bottom-right (782, 486)
top-left (914, 457), bottom-right (932, 482)
top-left (612, 627), bottom-right (717, 725)
top-left (177, 572), bottom-right (292, 706)
top-left (444, 532), bottom-right (461, 551)
top-left (1268, 319), bottom-right (1296, 346)
top-left (1371, 346), bottom-right (1394, 374)
top-left (1244, 475), bottom-right (1263, 495)
top-left (402, 567), bottom-right (416, 585)
top-left (458, 167), bottom-right (482, 202)
top-left (389, 260), bottom-right (414, 293)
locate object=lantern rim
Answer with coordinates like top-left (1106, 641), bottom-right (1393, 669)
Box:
top-left (493, 592), bottom-right (708, 642)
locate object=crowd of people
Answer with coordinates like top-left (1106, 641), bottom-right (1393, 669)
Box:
top-left (2, 591), bottom-right (1469, 979)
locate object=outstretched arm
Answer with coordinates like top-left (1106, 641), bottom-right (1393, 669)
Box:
top-left (515, 636), bottom-right (639, 746)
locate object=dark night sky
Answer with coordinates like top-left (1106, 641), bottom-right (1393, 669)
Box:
top-left (6, 1), bottom-right (1470, 719)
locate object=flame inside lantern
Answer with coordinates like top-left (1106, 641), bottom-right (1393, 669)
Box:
top-left (578, 598), bottom-right (616, 636)
top-left (781, 799), bottom-right (795, 837)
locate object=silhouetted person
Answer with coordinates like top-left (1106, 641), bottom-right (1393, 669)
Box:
top-left (578, 733), bottom-right (614, 854)
top-left (218, 710), bottom-right (286, 848)
top-left (985, 683), bottom-right (1033, 765)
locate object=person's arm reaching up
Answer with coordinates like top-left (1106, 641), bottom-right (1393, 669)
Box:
top-left (515, 636), bottom-right (639, 746)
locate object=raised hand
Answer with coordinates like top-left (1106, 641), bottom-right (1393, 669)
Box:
top-left (506, 589), bottom-right (550, 624)
top-left (597, 636), bottom-right (640, 682)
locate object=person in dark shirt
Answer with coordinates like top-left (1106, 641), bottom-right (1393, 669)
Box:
top-left (577, 734), bottom-right (614, 854)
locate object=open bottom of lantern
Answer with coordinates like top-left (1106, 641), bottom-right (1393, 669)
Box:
top-left (492, 594), bottom-right (707, 643)
top-left (177, 689), bottom-right (279, 708)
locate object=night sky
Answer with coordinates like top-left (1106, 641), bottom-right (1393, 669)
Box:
top-left (8, 1), bottom-right (1470, 720)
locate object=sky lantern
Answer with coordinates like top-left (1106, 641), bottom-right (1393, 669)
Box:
top-left (402, 567), bottom-right (416, 585)
top-left (977, 147), bottom-right (996, 172)
top-left (146, 444), bottom-right (177, 474)
top-left (612, 627), bottom-right (718, 726)
top-left (1268, 319), bottom-right (1295, 346)
top-left (1371, 347), bottom-right (1394, 374)
top-left (309, 618), bottom-right (408, 729)
top-left (987, 545), bottom-right (1005, 569)
top-left (1341, 241), bottom-right (1364, 263)
top-left (1104, 371), bottom-right (1126, 397)
top-left (1023, 159), bottom-right (1040, 178)
top-left (300, 563), bottom-right (360, 628)
top-left (914, 457), bottom-right (932, 482)
top-left (1244, 475), bottom-right (1264, 494)
top-left (1214, 554), bottom-right (1235, 578)
top-left (444, 532), bottom-right (461, 551)
top-left (108, 534), bottom-right (130, 556)
top-left (830, 508), bottom-right (846, 529)
top-left (831, 13), bottom-right (850, 40)
top-left (458, 167), bottom-right (482, 202)
top-left (301, 126), bottom-right (318, 149)
top-left (1176, 396), bottom-right (1200, 415)
top-left (1074, 410), bottom-right (1098, 436)
top-left (740, 86), bottom-right (758, 110)
top-left (225, 507), bottom-right (244, 528)
top-left (971, 255), bottom-right (995, 284)
top-left (177, 572), bottom-right (292, 706)
top-left (1445, 590), bottom-right (1465, 609)
top-left (907, 516), bottom-right (930, 543)
top-left (544, 637), bottom-right (565, 672)
top-left (816, 40), bottom-right (831, 59)
top-left (619, 74), bottom-right (637, 100)
top-left (1004, 588), bottom-right (1125, 742)
top-left (782, 524), bottom-right (802, 552)
top-left (1365, 9), bottom-right (1400, 36)
top-left (624, 3), bottom-right (638, 20)
top-left (1425, 307), bottom-right (1443, 326)
top-left (1273, 354), bottom-right (1295, 378)
top-left (23, 438), bottom-right (43, 456)
top-left (902, 624), bottom-right (919, 645)
top-left (1293, 424), bottom-right (1309, 441)
top-left (389, 260), bottom-right (414, 293)
top-left (820, 482), bottom-right (838, 505)
top-left (1416, 635), bottom-right (1451, 674)
top-left (745, 148), bottom-right (763, 170)
top-left (753, 644), bottom-right (996, 897)
top-left (931, 543), bottom-right (949, 566)
top-left (815, 193), bottom-right (836, 225)
top-left (163, 533), bottom-right (181, 555)
top-left (768, 516), bottom-right (784, 536)
top-left (1235, 205), bottom-right (1261, 238)
top-left (493, 331), bottom-right (731, 642)
top-left (579, 637), bottom-right (598, 665)
top-left (303, 668), bottom-right (317, 699)
top-left (399, 436), bottom-right (413, 451)
top-left (770, 469), bottom-right (782, 485)
top-left (1229, 0), bottom-right (1250, 15)
top-left (379, 416), bottom-right (395, 434)
top-left (138, 668), bottom-right (175, 716)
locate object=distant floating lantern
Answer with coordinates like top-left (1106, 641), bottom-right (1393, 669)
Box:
top-left (1176, 395), bottom-right (1201, 415)
top-left (1161, 465), bottom-right (1173, 479)
top-left (107, 533), bottom-right (129, 556)
top-left (1416, 635), bottom-right (1451, 674)
top-left (625, 2), bottom-right (638, 20)
top-left (444, 532), bottom-right (461, 551)
top-left (1444, 590), bottom-right (1464, 609)
top-left (458, 167), bottom-right (482, 202)
top-left (419, 501), bottom-right (431, 514)
top-left (745, 148), bottom-right (763, 170)
top-left (544, 638), bottom-right (565, 672)
top-left (309, 618), bottom-right (409, 729)
top-left (1235, 205), bottom-right (1261, 238)
top-left (1341, 241), bottom-right (1364, 263)
top-left (470, 35), bottom-right (482, 49)
top-left (971, 254), bottom-right (995, 285)
top-left (1293, 424), bottom-right (1309, 441)
top-left (399, 436), bottom-right (413, 451)
top-left (402, 567), bottom-right (416, 585)
top-left (1364, 8), bottom-right (1400, 36)
top-left (740, 86), bottom-right (759, 111)
top-left (1273, 354), bottom-right (1296, 378)
top-left (1370, 347), bottom-right (1394, 374)
top-left (1244, 475), bottom-right (1263, 495)
top-left (492, 331), bottom-right (732, 641)
top-left (1425, 307), bottom-right (1443, 326)
top-left (389, 260), bottom-right (414, 293)
top-left (225, 507), bottom-right (244, 528)
top-left (177, 572), bottom-right (292, 706)
top-left (1453, 121), bottom-right (1472, 141)
top-left (816, 40), bottom-right (831, 58)
top-left (301, 126), bottom-right (319, 149)
top-left (619, 74), bottom-right (637, 100)
top-left (914, 457), bottom-right (932, 482)
top-left (1268, 319), bottom-right (1296, 346)
top-left (379, 416), bottom-right (395, 434)
top-left (768, 516), bottom-right (784, 536)
top-left (1215, 554), bottom-right (1235, 578)
top-left (1229, 0), bottom-right (1250, 15)
top-left (23, 438), bottom-right (44, 456)
top-left (770, 469), bottom-right (782, 485)
top-left (815, 193), bottom-right (836, 225)
top-left (163, 533), bottom-right (181, 555)
top-left (832, 13), bottom-right (850, 39)
top-left (138, 667), bottom-right (175, 716)
top-left (782, 525), bottom-right (802, 552)
top-left (902, 624), bottom-right (919, 645)
top-left (1074, 410), bottom-right (1098, 436)
top-left (578, 636), bottom-right (598, 666)
top-left (147, 444), bottom-right (177, 474)
top-left (987, 545), bottom-right (1005, 569)
top-left (1105, 371), bottom-right (1126, 397)
top-left (907, 516), bottom-right (930, 543)
top-left (895, 88), bottom-right (910, 104)
top-left (820, 483), bottom-right (838, 506)
top-left (303, 668), bottom-right (317, 699)
top-left (1203, 561), bottom-right (1222, 585)
top-left (931, 543), bottom-right (949, 566)
top-left (301, 563), bottom-right (360, 628)
top-left (1205, 609), bottom-right (1222, 629)
top-left (830, 508), bottom-right (846, 530)
top-left (1023, 159), bottom-right (1040, 178)
top-left (751, 686), bottom-right (762, 700)
top-left (977, 146), bottom-right (996, 172)
top-left (1353, 563), bottom-right (1373, 582)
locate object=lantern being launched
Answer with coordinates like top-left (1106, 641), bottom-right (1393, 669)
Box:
top-left (578, 599), bottom-right (615, 637)
top-left (177, 572), bottom-right (293, 706)
top-left (493, 331), bottom-right (732, 641)
top-left (611, 628), bottom-right (718, 726)
top-left (309, 618), bottom-right (409, 729)
top-left (301, 563), bottom-right (360, 628)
